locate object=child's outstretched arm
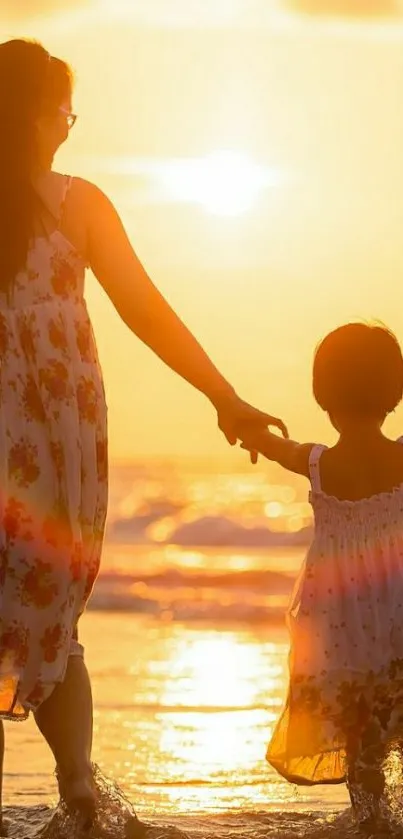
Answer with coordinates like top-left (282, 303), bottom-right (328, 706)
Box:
top-left (240, 427), bottom-right (313, 478)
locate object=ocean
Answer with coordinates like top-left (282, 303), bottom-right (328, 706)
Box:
top-left (2, 461), bottom-right (354, 837)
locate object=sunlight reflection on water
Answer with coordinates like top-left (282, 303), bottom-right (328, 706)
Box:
top-left (4, 613), bottom-right (348, 816)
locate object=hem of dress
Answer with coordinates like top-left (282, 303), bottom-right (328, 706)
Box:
top-left (0, 709), bottom-right (29, 722)
top-left (0, 641), bottom-right (85, 722)
top-left (267, 758), bottom-right (346, 787)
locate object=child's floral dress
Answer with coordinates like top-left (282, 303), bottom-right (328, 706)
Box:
top-left (268, 442), bottom-right (403, 821)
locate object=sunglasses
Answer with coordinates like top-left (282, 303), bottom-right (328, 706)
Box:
top-left (59, 107), bottom-right (77, 130)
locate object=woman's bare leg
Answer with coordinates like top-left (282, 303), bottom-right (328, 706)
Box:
top-left (0, 721), bottom-right (5, 834)
top-left (34, 656), bottom-right (95, 820)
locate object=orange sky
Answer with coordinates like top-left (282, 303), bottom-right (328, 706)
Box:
top-left (3, 2), bottom-right (403, 459)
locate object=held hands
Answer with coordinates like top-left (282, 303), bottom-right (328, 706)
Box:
top-left (214, 392), bottom-right (288, 463)
top-left (238, 426), bottom-right (269, 454)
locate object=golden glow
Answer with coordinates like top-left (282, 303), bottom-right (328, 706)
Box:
top-left (7, 5), bottom-right (403, 459)
top-left (148, 517), bottom-right (176, 542)
top-left (163, 636), bottom-right (262, 707)
top-left (150, 630), bottom-right (287, 810)
top-left (265, 501), bottom-right (283, 518)
top-left (159, 151), bottom-right (283, 216)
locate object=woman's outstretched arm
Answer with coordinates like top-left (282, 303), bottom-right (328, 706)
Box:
top-left (85, 181), bottom-right (287, 444)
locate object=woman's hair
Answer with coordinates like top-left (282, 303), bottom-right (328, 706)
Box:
top-left (313, 322), bottom-right (403, 418)
top-left (0, 39), bottom-right (72, 291)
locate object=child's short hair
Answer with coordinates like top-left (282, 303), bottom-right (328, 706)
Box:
top-left (313, 322), bottom-right (403, 418)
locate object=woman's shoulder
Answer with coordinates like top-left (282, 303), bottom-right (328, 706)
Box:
top-left (51, 172), bottom-right (98, 202)
top-left (54, 175), bottom-right (120, 229)
top-left (54, 173), bottom-right (112, 203)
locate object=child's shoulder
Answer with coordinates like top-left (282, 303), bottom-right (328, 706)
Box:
top-left (313, 436), bottom-right (403, 502)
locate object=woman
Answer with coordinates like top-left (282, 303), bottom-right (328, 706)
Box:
top-left (0, 38), bottom-right (285, 827)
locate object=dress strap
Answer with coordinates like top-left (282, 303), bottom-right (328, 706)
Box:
top-left (57, 175), bottom-right (73, 228)
top-left (308, 444), bottom-right (327, 492)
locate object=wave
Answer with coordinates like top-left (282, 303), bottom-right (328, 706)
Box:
top-left (107, 512), bottom-right (312, 548)
top-left (87, 596), bottom-right (286, 623)
top-left (88, 566), bottom-right (294, 622)
top-left (91, 701), bottom-right (270, 713)
top-left (4, 803), bottom-right (355, 839)
top-left (106, 499), bottom-right (184, 543)
top-left (98, 567), bottom-right (293, 591)
top-left (168, 516), bottom-right (312, 547)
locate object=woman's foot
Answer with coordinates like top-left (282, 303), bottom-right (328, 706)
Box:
top-left (124, 814), bottom-right (148, 837)
top-left (57, 765), bottom-right (96, 829)
top-left (358, 815), bottom-right (392, 837)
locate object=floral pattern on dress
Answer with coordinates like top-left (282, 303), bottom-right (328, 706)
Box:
top-left (0, 227), bottom-right (108, 720)
top-left (267, 444), bottom-right (403, 826)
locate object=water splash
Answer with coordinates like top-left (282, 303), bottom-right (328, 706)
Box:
top-left (0, 804), bottom-right (382, 839)
top-left (4, 762), bottom-right (403, 839)
top-left (37, 765), bottom-right (192, 839)
top-left (40, 765), bottom-right (144, 838)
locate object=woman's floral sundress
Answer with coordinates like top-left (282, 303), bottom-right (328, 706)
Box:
top-left (0, 177), bottom-right (108, 719)
top-left (268, 441), bottom-right (403, 814)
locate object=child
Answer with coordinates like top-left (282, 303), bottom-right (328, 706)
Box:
top-left (240, 322), bottom-right (403, 835)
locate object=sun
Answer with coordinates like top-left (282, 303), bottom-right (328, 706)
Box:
top-left (159, 150), bottom-right (282, 217)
